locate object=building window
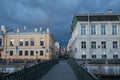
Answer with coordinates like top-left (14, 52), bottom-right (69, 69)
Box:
top-left (30, 38), bottom-right (34, 46)
top-left (25, 51), bottom-right (28, 56)
top-left (40, 38), bottom-right (44, 46)
top-left (113, 41), bottom-right (117, 49)
top-left (19, 39), bottom-right (23, 46)
top-left (10, 39), bottom-right (14, 46)
top-left (91, 41), bottom-right (96, 49)
top-left (81, 55), bottom-right (86, 59)
top-left (112, 25), bottom-right (117, 35)
top-left (101, 25), bottom-right (106, 35)
top-left (91, 25), bottom-right (96, 35)
top-left (81, 25), bottom-right (86, 35)
top-left (25, 39), bottom-right (29, 46)
top-left (19, 51), bottom-right (22, 56)
top-left (113, 54), bottom-right (118, 59)
top-left (101, 41), bottom-right (106, 49)
top-left (0, 39), bottom-right (2, 46)
top-left (10, 51), bottom-right (13, 56)
top-left (30, 51), bottom-right (34, 56)
top-left (40, 51), bottom-right (43, 56)
top-left (81, 42), bottom-right (86, 49)
top-left (102, 54), bottom-right (107, 59)
top-left (92, 55), bottom-right (96, 59)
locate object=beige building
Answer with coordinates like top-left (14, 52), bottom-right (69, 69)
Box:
top-left (1, 25), bottom-right (56, 60)
top-left (0, 30), bottom-right (4, 58)
top-left (55, 42), bottom-right (60, 58)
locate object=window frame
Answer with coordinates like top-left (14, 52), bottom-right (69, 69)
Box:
top-left (19, 39), bottom-right (23, 46)
top-left (91, 41), bottom-right (96, 49)
top-left (102, 54), bottom-right (107, 59)
top-left (112, 25), bottom-right (117, 35)
top-left (113, 54), bottom-right (118, 59)
top-left (19, 51), bottom-right (22, 56)
top-left (40, 51), bottom-right (44, 56)
top-left (81, 55), bottom-right (86, 59)
top-left (10, 39), bottom-right (14, 46)
top-left (10, 51), bottom-right (13, 56)
top-left (92, 54), bottom-right (96, 59)
top-left (30, 38), bottom-right (34, 46)
top-left (113, 41), bottom-right (117, 49)
top-left (40, 38), bottom-right (44, 46)
top-left (25, 38), bottom-right (29, 46)
top-left (30, 51), bottom-right (34, 56)
top-left (81, 42), bottom-right (86, 49)
top-left (81, 25), bottom-right (86, 35)
top-left (101, 41), bottom-right (106, 49)
top-left (91, 25), bottom-right (96, 35)
top-left (25, 51), bottom-right (28, 56)
top-left (101, 25), bottom-right (106, 35)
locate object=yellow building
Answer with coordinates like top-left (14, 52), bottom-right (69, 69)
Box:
top-left (0, 30), bottom-right (4, 58)
top-left (1, 25), bottom-right (56, 60)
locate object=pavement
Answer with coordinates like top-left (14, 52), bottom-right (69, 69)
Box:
top-left (38, 60), bottom-right (77, 80)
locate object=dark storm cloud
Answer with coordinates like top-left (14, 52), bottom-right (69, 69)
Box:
top-left (0, 0), bottom-right (120, 47)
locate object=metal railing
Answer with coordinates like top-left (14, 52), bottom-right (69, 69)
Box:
top-left (68, 59), bottom-right (102, 80)
top-left (76, 59), bottom-right (120, 64)
top-left (0, 59), bottom-right (59, 80)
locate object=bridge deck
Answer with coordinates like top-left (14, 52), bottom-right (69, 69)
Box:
top-left (38, 60), bottom-right (77, 80)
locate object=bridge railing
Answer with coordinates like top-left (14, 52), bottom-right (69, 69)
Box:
top-left (1, 59), bottom-right (59, 80)
top-left (76, 59), bottom-right (120, 64)
top-left (68, 59), bottom-right (102, 80)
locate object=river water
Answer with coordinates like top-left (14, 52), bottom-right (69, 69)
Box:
top-left (0, 68), bottom-right (22, 73)
top-left (86, 65), bottom-right (120, 75)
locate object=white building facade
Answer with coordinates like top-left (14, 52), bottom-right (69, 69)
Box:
top-left (71, 11), bottom-right (120, 59)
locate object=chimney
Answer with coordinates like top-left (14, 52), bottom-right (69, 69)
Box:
top-left (46, 28), bottom-right (49, 33)
top-left (24, 25), bottom-right (27, 30)
top-left (107, 9), bottom-right (113, 13)
top-left (17, 29), bottom-right (20, 33)
top-left (1, 25), bottom-right (6, 33)
top-left (34, 28), bottom-right (37, 32)
top-left (40, 27), bottom-right (42, 32)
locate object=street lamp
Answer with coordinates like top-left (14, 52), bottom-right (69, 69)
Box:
top-left (36, 51), bottom-right (38, 64)
top-left (5, 26), bottom-right (15, 59)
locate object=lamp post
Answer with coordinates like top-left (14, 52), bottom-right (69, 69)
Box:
top-left (5, 27), bottom-right (15, 59)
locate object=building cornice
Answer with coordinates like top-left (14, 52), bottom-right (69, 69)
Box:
top-left (70, 12), bottom-right (120, 33)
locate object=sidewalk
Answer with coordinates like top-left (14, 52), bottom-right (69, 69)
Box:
top-left (38, 60), bottom-right (77, 80)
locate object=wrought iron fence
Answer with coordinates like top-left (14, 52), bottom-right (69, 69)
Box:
top-left (0, 59), bottom-right (59, 80)
top-left (68, 59), bottom-right (102, 80)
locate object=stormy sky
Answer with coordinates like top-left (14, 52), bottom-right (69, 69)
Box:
top-left (0, 0), bottom-right (120, 47)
